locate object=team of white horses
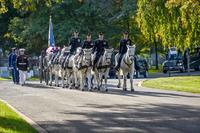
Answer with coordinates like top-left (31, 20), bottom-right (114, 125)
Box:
top-left (42, 45), bottom-right (136, 92)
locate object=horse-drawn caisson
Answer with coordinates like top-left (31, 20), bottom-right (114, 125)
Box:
top-left (39, 30), bottom-right (136, 92)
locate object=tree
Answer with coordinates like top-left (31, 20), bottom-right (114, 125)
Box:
top-left (136, 0), bottom-right (200, 68)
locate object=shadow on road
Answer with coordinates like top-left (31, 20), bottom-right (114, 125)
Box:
top-left (38, 103), bottom-right (200, 133)
top-left (106, 84), bottom-right (200, 98)
top-left (22, 82), bottom-right (200, 99)
top-left (24, 83), bottom-right (55, 89)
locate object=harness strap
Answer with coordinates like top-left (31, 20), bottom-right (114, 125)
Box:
top-left (77, 65), bottom-right (91, 70)
top-left (97, 65), bottom-right (110, 69)
top-left (123, 56), bottom-right (133, 66)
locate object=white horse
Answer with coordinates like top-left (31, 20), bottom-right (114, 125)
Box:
top-left (62, 51), bottom-right (77, 89)
top-left (73, 48), bottom-right (93, 91)
top-left (115, 45), bottom-right (136, 91)
top-left (93, 48), bottom-right (113, 91)
top-left (49, 51), bottom-right (61, 87)
top-left (59, 47), bottom-right (70, 88)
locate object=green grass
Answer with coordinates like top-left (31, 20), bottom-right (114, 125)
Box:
top-left (148, 69), bottom-right (163, 74)
top-left (143, 76), bottom-right (200, 94)
top-left (0, 101), bottom-right (38, 133)
top-left (148, 66), bottom-right (163, 75)
top-left (0, 77), bottom-right (11, 81)
top-left (0, 76), bottom-right (39, 81)
top-left (27, 76), bottom-right (39, 81)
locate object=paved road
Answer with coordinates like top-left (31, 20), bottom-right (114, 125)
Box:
top-left (0, 79), bottom-right (200, 133)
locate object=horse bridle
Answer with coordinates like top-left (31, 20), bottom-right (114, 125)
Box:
top-left (124, 53), bottom-right (135, 66)
top-left (81, 52), bottom-right (92, 67)
top-left (104, 52), bottom-right (112, 61)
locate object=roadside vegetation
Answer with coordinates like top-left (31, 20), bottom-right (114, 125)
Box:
top-left (143, 76), bottom-right (200, 94)
top-left (0, 101), bottom-right (37, 133)
top-left (0, 77), bottom-right (11, 80)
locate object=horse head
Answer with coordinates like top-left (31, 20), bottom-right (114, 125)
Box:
top-left (103, 48), bottom-right (113, 65)
top-left (76, 47), bottom-right (82, 55)
top-left (126, 45), bottom-right (136, 62)
top-left (82, 48), bottom-right (92, 66)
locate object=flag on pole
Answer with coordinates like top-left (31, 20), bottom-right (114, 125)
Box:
top-left (48, 16), bottom-right (55, 47)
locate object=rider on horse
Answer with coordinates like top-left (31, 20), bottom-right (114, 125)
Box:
top-left (92, 32), bottom-right (109, 71)
top-left (82, 33), bottom-right (93, 49)
top-left (69, 31), bottom-right (82, 54)
top-left (65, 31), bottom-right (82, 66)
top-left (115, 31), bottom-right (132, 71)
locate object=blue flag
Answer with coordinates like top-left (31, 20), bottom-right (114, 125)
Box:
top-left (48, 16), bottom-right (55, 47)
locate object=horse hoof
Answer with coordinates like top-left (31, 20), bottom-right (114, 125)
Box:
top-left (123, 88), bottom-right (127, 91)
top-left (117, 85), bottom-right (120, 88)
top-left (105, 89), bottom-right (108, 92)
top-left (93, 87), bottom-right (97, 90)
top-left (81, 89), bottom-right (84, 91)
top-left (131, 89), bottom-right (134, 92)
top-left (49, 84), bottom-right (52, 86)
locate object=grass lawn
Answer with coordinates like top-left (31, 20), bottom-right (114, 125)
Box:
top-left (0, 77), bottom-right (11, 81)
top-left (0, 77), bottom-right (39, 81)
top-left (142, 76), bottom-right (200, 94)
top-left (0, 101), bottom-right (37, 133)
top-left (27, 76), bottom-right (39, 81)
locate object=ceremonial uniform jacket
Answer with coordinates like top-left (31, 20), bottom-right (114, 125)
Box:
top-left (17, 55), bottom-right (29, 71)
top-left (119, 39), bottom-right (132, 54)
top-left (69, 37), bottom-right (82, 54)
top-left (93, 39), bottom-right (108, 55)
top-left (9, 53), bottom-right (17, 68)
top-left (82, 40), bottom-right (93, 49)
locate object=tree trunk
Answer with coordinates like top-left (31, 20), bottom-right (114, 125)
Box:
top-left (153, 36), bottom-right (159, 69)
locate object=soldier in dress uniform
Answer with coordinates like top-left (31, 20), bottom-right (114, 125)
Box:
top-left (69, 31), bottom-right (82, 54)
top-left (16, 48), bottom-right (29, 86)
top-left (39, 50), bottom-right (46, 83)
top-left (8, 47), bottom-right (19, 84)
top-left (82, 33), bottom-right (93, 49)
top-left (65, 31), bottom-right (82, 65)
top-left (115, 31), bottom-right (132, 71)
top-left (92, 32), bottom-right (109, 71)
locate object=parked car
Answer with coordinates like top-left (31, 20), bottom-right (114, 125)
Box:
top-left (163, 47), bottom-right (184, 73)
top-left (163, 59), bottom-right (184, 73)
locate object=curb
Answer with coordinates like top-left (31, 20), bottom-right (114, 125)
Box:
top-left (0, 99), bottom-right (48, 133)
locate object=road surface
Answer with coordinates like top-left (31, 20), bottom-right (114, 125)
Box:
top-left (0, 79), bottom-right (200, 133)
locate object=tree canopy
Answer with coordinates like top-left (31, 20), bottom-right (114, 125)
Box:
top-left (137, 0), bottom-right (200, 51)
top-left (0, 0), bottom-right (199, 56)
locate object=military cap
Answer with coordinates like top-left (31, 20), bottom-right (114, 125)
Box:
top-left (123, 31), bottom-right (129, 35)
top-left (19, 48), bottom-right (25, 52)
top-left (98, 32), bottom-right (104, 35)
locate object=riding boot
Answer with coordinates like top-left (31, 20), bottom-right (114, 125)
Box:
top-left (115, 64), bottom-right (120, 71)
top-left (115, 54), bottom-right (122, 71)
top-left (92, 64), bottom-right (95, 71)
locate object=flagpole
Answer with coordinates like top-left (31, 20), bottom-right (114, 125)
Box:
top-left (48, 15), bottom-right (51, 47)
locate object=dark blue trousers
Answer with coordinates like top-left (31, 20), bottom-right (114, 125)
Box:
top-left (11, 67), bottom-right (19, 83)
